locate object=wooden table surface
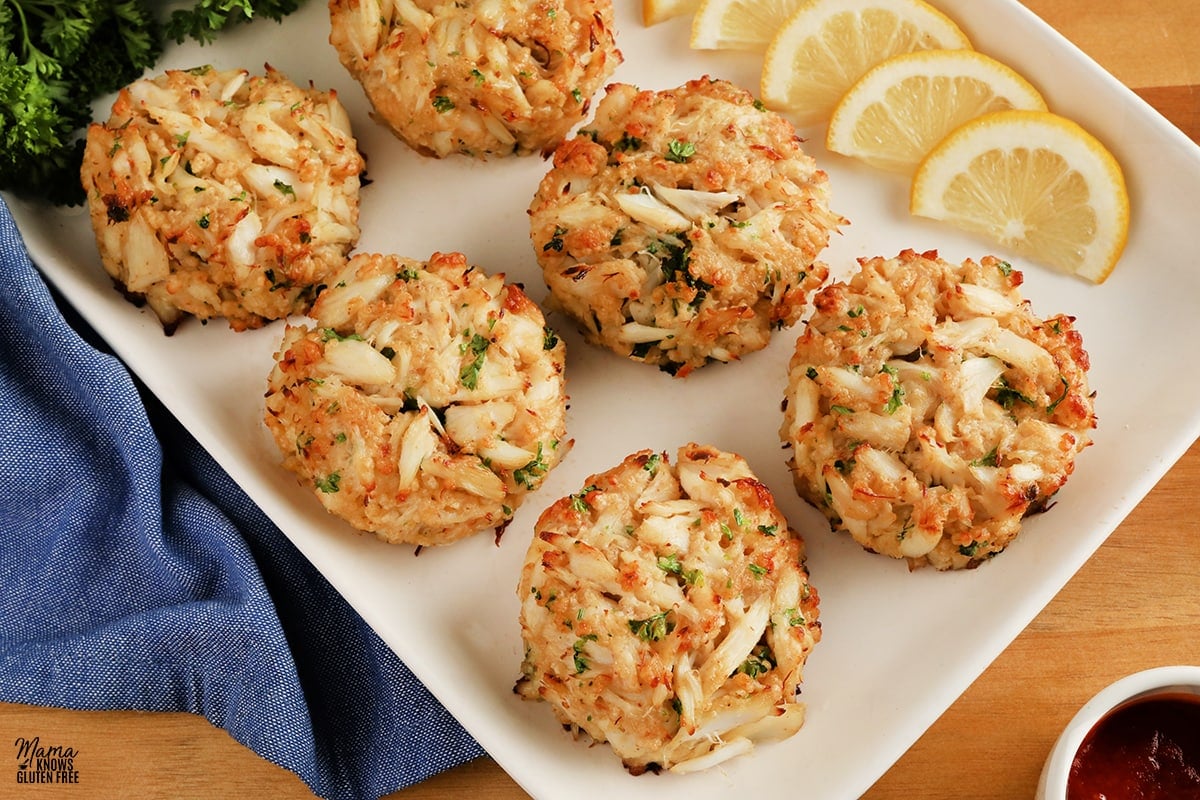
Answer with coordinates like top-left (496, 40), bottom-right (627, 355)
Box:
top-left (3, 1), bottom-right (1198, 798)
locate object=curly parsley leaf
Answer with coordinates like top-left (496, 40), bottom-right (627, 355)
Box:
top-left (1, 0), bottom-right (304, 205)
top-left (165, 0), bottom-right (302, 45)
top-left (0, 0), bottom-right (162, 205)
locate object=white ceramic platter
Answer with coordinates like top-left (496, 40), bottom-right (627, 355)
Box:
top-left (9, 1), bottom-right (1200, 797)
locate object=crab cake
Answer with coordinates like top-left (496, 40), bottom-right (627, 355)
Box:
top-left (529, 77), bottom-right (844, 377)
top-left (327, 0), bottom-right (621, 158)
top-left (516, 444), bottom-right (822, 774)
top-left (264, 251), bottom-right (569, 546)
top-left (81, 65), bottom-right (363, 332)
top-left (780, 249), bottom-right (1096, 571)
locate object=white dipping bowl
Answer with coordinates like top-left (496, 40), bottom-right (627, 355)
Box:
top-left (1036, 665), bottom-right (1200, 799)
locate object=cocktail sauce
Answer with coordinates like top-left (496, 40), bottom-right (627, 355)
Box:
top-left (1067, 692), bottom-right (1200, 800)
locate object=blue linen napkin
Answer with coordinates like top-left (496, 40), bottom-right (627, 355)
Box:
top-left (0, 195), bottom-right (485, 799)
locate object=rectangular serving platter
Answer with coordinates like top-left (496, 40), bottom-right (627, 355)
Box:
top-left (9, 1), bottom-right (1200, 797)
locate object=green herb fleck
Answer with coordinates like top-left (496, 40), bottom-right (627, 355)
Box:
top-left (665, 139), bottom-right (697, 163)
top-left (514, 443), bottom-right (548, 489)
top-left (643, 453), bottom-right (662, 476)
top-left (614, 133), bottom-right (642, 152)
top-left (432, 95), bottom-right (455, 113)
top-left (320, 328), bottom-right (364, 342)
top-left (970, 448), bottom-right (999, 468)
top-left (884, 367), bottom-right (905, 414)
top-left (315, 472), bottom-right (341, 493)
top-left (737, 645), bottom-right (775, 678)
top-left (1046, 376), bottom-right (1070, 415)
top-left (992, 377), bottom-right (1035, 410)
top-left (459, 332), bottom-right (490, 389)
top-left (572, 634), bottom-right (597, 673)
top-left (570, 485), bottom-right (599, 513)
top-left (628, 611), bottom-right (674, 642)
top-left (651, 237), bottom-right (710, 309)
top-left (273, 178), bottom-right (295, 198)
top-left (543, 225), bottom-right (567, 252)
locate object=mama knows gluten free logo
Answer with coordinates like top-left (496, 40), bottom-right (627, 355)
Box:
top-left (14, 737), bottom-right (79, 784)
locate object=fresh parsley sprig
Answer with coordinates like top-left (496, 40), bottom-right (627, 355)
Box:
top-left (0, 0), bottom-right (305, 205)
top-left (165, 0), bottom-right (301, 45)
top-left (1, 0), bottom-right (161, 204)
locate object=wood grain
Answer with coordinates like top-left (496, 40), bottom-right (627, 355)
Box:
top-left (2, 2), bottom-right (1197, 799)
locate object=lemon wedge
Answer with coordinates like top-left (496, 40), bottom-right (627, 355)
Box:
top-left (911, 110), bottom-right (1130, 283)
top-left (644, 0), bottom-right (702, 26)
top-left (827, 49), bottom-right (1047, 173)
top-left (690, 0), bottom-right (808, 51)
top-left (761, 0), bottom-right (972, 128)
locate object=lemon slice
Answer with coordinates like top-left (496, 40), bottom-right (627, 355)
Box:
top-left (827, 49), bottom-right (1047, 173)
top-left (761, 0), bottom-right (972, 128)
top-left (911, 110), bottom-right (1130, 283)
top-left (690, 0), bottom-right (808, 51)
top-left (644, 0), bottom-right (702, 26)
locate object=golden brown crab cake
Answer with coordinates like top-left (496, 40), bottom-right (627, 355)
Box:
top-left (81, 65), bottom-right (363, 332)
top-left (516, 444), bottom-right (822, 774)
top-left (529, 77), bottom-right (844, 377)
top-left (780, 249), bottom-right (1096, 571)
top-left (264, 251), bottom-right (570, 546)
top-left (327, 0), bottom-right (621, 158)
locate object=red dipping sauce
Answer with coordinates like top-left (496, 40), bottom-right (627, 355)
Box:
top-left (1067, 692), bottom-right (1200, 800)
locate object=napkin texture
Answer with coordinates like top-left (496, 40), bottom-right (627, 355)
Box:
top-left (0, 196), bottom-right (484, 799)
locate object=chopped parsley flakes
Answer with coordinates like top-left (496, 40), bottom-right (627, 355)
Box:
top-left (665, 139), bottom-right (696, 163)
top-left (459, 332), bottom-right (490, 389)
top-left (569, 485), bottom-right (599, 513)
top-left (628, 611), bottom-right (674, 642)
top-left (543, 225), bottom-right (567, 252)
top-left (642, 452), bottom-right (661, 476)
top-left (572, 634), bottom-right (597, 673)
top-left (514, 443), bottom-right (548, 489)
top-left (737, 646), bottom-right (775, 678)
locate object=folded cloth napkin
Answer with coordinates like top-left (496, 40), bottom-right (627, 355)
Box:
top-left (0, 196), bottom-right (484, 798)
